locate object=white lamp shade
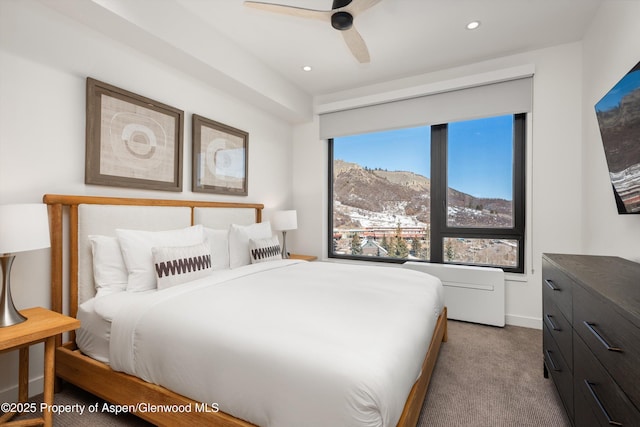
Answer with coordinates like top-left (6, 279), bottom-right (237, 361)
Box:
top-left (271, 210), bottom-right (298, 231)
top-left (0, 204), bottom-right (51, 254)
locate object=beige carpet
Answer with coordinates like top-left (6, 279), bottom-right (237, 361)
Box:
top-left (7, 320), bottom-right (570, 426)
top-left (418, 320), bottom-right (571, 426)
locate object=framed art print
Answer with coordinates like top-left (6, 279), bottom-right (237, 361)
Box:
top-left (85, 78), bottom-right (184, 191)
top-left (192, 114), bottom-right (248, 196)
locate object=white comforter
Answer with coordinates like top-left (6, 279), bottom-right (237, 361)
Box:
top-left (106, 260), bottom-right (444, 427)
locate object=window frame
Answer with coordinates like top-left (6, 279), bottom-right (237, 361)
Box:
top-left (328, 113), bottom-right (526, 273)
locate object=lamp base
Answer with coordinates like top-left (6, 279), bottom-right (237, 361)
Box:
top-left (1, 255), bottom-right (27, 327)
top-left (281, 231), bottom-right (289, 259)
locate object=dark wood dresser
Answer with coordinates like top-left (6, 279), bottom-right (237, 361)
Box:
top-left (542, 253), bottom-right (640, 426)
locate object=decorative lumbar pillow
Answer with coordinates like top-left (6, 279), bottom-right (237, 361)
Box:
top-left (249, 236), bottom-right (282, 264)
top-left (152, 242), bottom-right (213, 290)
top-left (116, 225), bottom-right (205, 292)
top-left (204, 227), bottom-right (230, 270)
top-left (228, 221), bottom-right (273, 268)
top-left (88, 235), bottom-right (128, 297)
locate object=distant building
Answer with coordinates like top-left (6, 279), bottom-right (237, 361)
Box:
top-left (361, 239), bottom-right (388, 257)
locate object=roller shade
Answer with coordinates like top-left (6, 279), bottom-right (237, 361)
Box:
top-left (319, 77), bottom-right (532, 139)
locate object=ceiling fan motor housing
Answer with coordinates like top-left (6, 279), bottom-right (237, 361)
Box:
top-left (331, 11), bottom-right (353, 30)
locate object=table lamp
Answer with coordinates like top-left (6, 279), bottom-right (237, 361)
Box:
top-left (271, 210), bottom-right (297, 259)
top-left (0, 204), bottom-right (50, 327)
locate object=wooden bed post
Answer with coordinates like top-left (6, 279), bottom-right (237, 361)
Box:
top-left (47, 202), bottom-right (63, 317)
top-left (46, 200), bottom-right (65, 392)
top-left (69, 204), bottom-right (79, 320)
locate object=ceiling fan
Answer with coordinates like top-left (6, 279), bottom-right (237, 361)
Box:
top-left (243, 0), bottom-right (382, 63)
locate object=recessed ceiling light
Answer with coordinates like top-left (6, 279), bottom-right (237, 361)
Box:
top-left (302, 65), bottom-right (312, 72)
top-left (466, 21), bottom-right (480, 30)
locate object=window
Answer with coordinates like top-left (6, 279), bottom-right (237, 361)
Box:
top-left (329, 113), bottom-right (525, 273)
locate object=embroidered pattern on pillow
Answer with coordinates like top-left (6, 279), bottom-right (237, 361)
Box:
top-left (155, 253), bottom-right (212, 278)
top-left (152, 242), bottom-right (213, 289)
top-left (249, 236), bottom-right (282, 264)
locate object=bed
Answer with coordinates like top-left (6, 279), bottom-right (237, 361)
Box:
top-left (44, 194), bottom-right (447, 427)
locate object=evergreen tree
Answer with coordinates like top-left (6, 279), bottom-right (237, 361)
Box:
top-left (390, 223), bottom-right (409, 258)
top-left (445, 240), bottom-right (456, 261)
top-left (381, 235), bottom-right (389, 251)
top-left (351, 232), bottom-right (363, 255)
top-left (387, 237), bottom-right (398, 257)
top-left (411, 236), bottom-right (421, 257)
top-left (422, 227), bottom-right (431, 259)
top-left (396, 235), bottom-right (409, 258)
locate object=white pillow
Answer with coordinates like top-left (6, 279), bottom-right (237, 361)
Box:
top-left (249, 235), bottom-right (282, 264)
top-left (116, 225), bottom-right (205, 292)
top-left (152, 242), bottom-right (213, 290)
top-left (228, 222), bottom-right (273, 268)
top-left (204, 228), bottom-right (230, 270)
top-left (88, 235), bottom-right (128, 297)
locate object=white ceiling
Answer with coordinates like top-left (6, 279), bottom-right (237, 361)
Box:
top-left (177, 0), bottom-right (602, 95)
top-left (41, 0), bottom-right (603, 121)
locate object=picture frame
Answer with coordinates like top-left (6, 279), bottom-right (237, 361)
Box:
top-left (192, 114), bottom-right (248, 196)
top-left (85, 78), bottom-right (184, 191)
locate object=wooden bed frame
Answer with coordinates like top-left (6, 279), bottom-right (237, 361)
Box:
top-left (43, 194), bottom-right (448, 427)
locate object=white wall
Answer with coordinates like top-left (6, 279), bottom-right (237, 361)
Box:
top-left (581, 0), bottom-right (640, 260)
top-left (0, 0), bottom-right (293, 400)
top-left (292, 42), bottom-right (586, 329)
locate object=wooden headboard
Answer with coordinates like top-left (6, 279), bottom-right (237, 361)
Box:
top-left (43, 194), bottom-right (264, 322)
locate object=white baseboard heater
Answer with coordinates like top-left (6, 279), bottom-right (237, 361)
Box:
top-left (404, 262), bottom-right (505, 327)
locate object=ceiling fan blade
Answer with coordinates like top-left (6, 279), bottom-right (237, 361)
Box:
top-left (342, 26), bottom-right (370, 63)
top-left (244, 1), bottom-right (331, 21)
top-left (343, 0), bottom-right (383, 15)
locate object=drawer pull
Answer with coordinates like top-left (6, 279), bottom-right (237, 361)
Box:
top-left (544, 350), bottom-right (561, 372)
top-left (583, 380), bottom-right (623, 426)
top-left (545, 314), bottom-right (561, 331)
top-left (544, 279), bottom-right (560, 291)
top-left (583, 321), bottom-right (623, 353)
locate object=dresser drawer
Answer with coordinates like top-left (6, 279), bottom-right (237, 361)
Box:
top-left (573, 283), bottom-right (640, 407)
top-left (543, 324), bottom-right (573, 418)
top-left (542, 297), bottom-right (572, 365)
top-left (542, 258), bottom-right (573, 322)
top-left (574, 334), bottom-right (640, 426)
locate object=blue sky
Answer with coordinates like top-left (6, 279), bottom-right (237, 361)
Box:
top-left (595, 69), bottom-right (640, 112)
top-left (334, 115), bottom-right (514, 200)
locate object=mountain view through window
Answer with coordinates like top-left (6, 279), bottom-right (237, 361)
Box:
top-left (330, 114), bottom-right (524, 271)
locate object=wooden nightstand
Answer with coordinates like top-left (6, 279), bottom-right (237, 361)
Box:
top-left (0, 307), bottom-right (80, 427)
top-left (288, 254), bottom-right (317, 261)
